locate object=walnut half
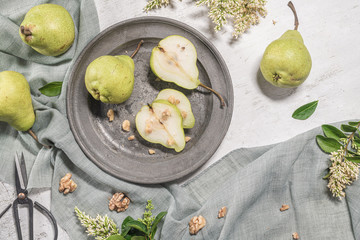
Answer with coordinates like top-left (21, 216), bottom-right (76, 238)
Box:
top-left (189, 215), bottom-right (206, 235)
top-left (59, 173), bottom-right (77, 195)
top-left (109, 192), bottom-right (130, 212)
top-left (218, 206), bottom-right (227, 218)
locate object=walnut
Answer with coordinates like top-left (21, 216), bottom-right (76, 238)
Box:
top-left (128, 135), bottom-right (135, 141)
top-left (292, 232), bottom-right (299, 239)
top-left (148, 149), bottom-right (156, 155)
top-left (189, 215), bottom-right (206, 235)
top-left (109, 192), bottom-right (130, 212)
top-left (107, 109), bottom-right (114, 122)
top-left (185, 136), bottom-right (191, 142)
top-left (122, 120), bottom-right (130, 132)
top-left (59, 173), bottom-right (77, 195)
top-left (162, 109), bottom-right (171, 120)
top-left (168, 95), bottom-right (180, 105)
top-left (167, 138), bottom-right (175, 146)
top-left (217, 206), bottom-right (227, 218)
top-left (280, 204), bottom-right (290, 212)
top-left (145, 123), bottom-right (152, 134)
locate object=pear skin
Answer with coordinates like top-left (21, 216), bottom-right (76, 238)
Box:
top-left (85, 55), bottom-right (135, 104)
top-left (260, 2), bottom-right (312, 88)
top-left (0, 71), bottom-right (35, 131)
top-left (19, 4), bottom-right (75, 56)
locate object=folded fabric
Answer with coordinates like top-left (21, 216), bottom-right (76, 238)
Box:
top-left (0, 1), bottom-right (359, 240)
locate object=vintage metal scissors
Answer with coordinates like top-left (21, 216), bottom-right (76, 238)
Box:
top-left (0, 152), bottom-right (58, 240)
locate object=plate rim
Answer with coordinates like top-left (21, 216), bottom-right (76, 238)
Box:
top-left (66, 16), bottom-right (234, 184)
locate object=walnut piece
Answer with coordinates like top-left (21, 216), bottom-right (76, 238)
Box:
top-left (292, 232), bottom-right (299, 239)
top-left (181, 111), bottom-right (187, 119)
top-left (185, 136), bottom-right (191, 142)
top-left (148, 149), bottom-right (156, 155)
top-left (128, 135), bottom-right (135, 141)
top-left (122, 120), bottom-right (130, 132)
top-left (217, 206), bottom-right (227, 218)
top-left (109, 192), bottom-right (130, 212)
top-left (59, 173), bottom-right (77, 195)
top-left (107, 109), bottom-right (114, 122)
top-left (280, 204), bottom-right (290, 212)
top-left (168, 95), bottom-right (180, 105)
top-left (189, 215), bottom-right (206, 235)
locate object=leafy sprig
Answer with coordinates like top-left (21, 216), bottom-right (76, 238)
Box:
top-left (316, 121), bottom-right (360, 199)
top-left (144, 0), bottom-right (267, 38)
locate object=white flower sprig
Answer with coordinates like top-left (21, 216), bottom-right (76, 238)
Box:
top-left (74, 207), bottom-right (119, 240)
top-left (144, 0), bottom-right (267, 38)
top-left (327, 148), bottom-right (359, 199)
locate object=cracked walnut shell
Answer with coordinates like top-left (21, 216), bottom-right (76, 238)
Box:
top-left (218, 206), bottom-right (227, 218)
top-left (109, 192), bottom-right (130, 212)
top-left (59, 173), bottom-right (77, 195)
top-left (189, 215), bottom-right (206, 235)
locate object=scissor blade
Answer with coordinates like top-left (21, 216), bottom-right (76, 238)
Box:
top-left (19, 152), bottom-right (28, 189)
top-left (15, 153), bottom-right (26, 191)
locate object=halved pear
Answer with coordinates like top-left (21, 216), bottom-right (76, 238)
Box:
top-left (150, 35), bottom-right (225, 106)
top-left (155, 89), bottom-right (195, 129)
top-left (135, 99), bottom-right (185, 152)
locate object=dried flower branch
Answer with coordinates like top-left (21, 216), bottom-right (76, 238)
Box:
top-left (144, 0), bottom-right (267, 38)
top-left (74, 207), bottom-right (119, 240)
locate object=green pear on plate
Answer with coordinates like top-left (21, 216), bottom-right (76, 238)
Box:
top-left (85, 55), bottom-right (135, 104)
top-left (155, 89), bottom-right (195, 129)
top-left (19, 4), bottom-right (75, 56)
top-left (150, 35), bottom-right (225, 106)
top-left (260, 1), bottom-right (312, 88)
top-left (136, 99), bottom-right (186, 152)
top-left (0, 71), bottom-right (35, 131)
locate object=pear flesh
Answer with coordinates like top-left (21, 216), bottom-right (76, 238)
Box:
top-left (136, 100), bottom-right (186, 152)
top-left (0, 71), bottom-right (35, 131)
top-left (260, 1), bottom-right (312, 88)
top-left (155, 89), bottom-right (195, 129)
top-left (85, 55), bottom-right (135, 104)
top-left (19, 4), bottom-right (75, 56)
top-left (260, 30), bottom-right (312, 88)
top-left (150, 35), bottom-right (200, 89)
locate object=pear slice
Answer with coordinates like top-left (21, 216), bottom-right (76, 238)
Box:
top-left (150, 35), bottom-right (225, 107)
top-left (155, 89), bottom-right (195, 129)
top-left (136, 99), bottom-right (185, 152)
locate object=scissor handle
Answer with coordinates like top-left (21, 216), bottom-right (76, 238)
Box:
top-left (34, 201), bottom-right (58, 240)
top-left (13, 198), bottom-right (34, 240)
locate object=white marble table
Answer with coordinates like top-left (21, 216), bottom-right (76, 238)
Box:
top-left (1, 0), bottom-right (360, 239)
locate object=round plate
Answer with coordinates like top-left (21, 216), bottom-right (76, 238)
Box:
top-left (66, 17), bottom-right (233, 184)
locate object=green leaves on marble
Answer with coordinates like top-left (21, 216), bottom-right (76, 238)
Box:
top-left (292, 100), bottom-right (318, 120)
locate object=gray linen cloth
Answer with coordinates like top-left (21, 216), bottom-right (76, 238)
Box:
top-left (0, 1), bottom-right (359, 239)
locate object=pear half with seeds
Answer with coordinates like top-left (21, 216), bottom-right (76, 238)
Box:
top-left (150, 35), bottom-right (225, 107)
top-left (155, 89), bottom-right (195, 129)
top-left (136, 99), bottom-right (185, 152)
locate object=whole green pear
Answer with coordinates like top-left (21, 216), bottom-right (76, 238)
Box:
top-left (0, 71), bottom-right (35, 131)
top-left (85, 55), bottom-right (135, 104)
top-left (260, 2), bottom-right (312, 88)
top-left (19, 4), bottom-right (75, 56)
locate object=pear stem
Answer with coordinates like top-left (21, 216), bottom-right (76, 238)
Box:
top-left (27, 129), bottom-right (51, 149)
top-left (130, 40), bottom-right (144, 58)
top-left (199, 83), bottom-right (225, 107)
top-left (287, 1), bottom-right (299, 30)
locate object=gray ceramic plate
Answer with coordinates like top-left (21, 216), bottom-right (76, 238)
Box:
top-left (66, 17), bottom-right (233, 184)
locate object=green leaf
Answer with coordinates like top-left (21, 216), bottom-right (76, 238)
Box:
top-left (130, 237), bottom-right (146, 240)
top-left (353, 139), bottom-right (360, 148)
top-left (321, 125), bottom-right (347, 141)
top-left (316, 135), bottom-right (342, 153)
top-left (106, 235), bottom-right (126, 240)
top-left (125, 220), bottom-right (148, 234)
top-left (292, 100), bottom-right (318, 120)
top-left (341, 124), bottom-right (357, 132)
top-left (39, 81), bottom-right (62, 97)
top-left (150, 226), bottom-right (158, 240)
top-left (150, 211), bottom-right (167, 239)
top-left (348, 121), bottom-right (360, 126)
top-left (121, 216), bottom-right (134, 235)
top-left (345, 156), bottom-right (360, 163)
